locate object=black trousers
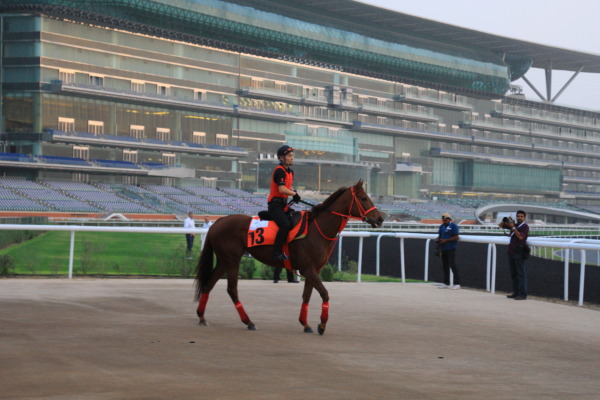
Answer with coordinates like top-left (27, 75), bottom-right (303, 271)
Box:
top-left (273, 267), bottom-right (295, 282)
top-left (441, 249), bottom-right (460, 285)
top-left (185, 234), bottom-right (194, 252)
top-left (268, 201), bottom-right (291, 255)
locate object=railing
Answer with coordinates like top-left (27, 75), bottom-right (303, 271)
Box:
top-left (0, 224), bottom-right (598, 306)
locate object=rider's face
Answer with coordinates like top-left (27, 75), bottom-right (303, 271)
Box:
top-left (281, 152), bottom-right (294, 166)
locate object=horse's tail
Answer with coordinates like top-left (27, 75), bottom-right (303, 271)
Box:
top-left (194, 238), bottom-right (214, 301)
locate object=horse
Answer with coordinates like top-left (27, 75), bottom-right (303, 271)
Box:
top-left (194, 179), bottom-right (383, 335)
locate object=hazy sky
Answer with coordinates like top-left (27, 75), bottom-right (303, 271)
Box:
top-left (361, 0), bottom-right (600, 111)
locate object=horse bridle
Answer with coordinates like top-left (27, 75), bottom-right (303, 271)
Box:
top-left (314, 186), bottom-right (378, 241)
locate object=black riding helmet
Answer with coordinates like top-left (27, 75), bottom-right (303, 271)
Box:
top-left (277, 144), bottom-right (294, 159)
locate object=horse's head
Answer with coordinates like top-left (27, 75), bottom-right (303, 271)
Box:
top-left (349, 180), bottom-right (383, 228)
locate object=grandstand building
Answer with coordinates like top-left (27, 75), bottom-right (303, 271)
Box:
top-left (2, 0), bottom-right (600, 207)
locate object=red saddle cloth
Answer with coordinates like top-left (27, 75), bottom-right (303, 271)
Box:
top-left (247, 211), bottom-right (309, 248)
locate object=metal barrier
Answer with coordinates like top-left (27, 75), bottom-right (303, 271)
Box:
top-left (1, 224), bottom-right (599, 306)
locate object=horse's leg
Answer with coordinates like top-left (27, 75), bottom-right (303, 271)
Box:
top-left (299, 280), bottom-right (315, 333)
top-left (196, 262), bottom-right (226, 326)
top-left (300, 268), bottom-right (330, 335)
top-left (225, 266), bottom-right (256, 331)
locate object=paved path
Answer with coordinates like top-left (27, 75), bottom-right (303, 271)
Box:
top-left (1, 279), bottom-right (599, 400)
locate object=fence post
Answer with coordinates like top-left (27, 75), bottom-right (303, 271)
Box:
top-left (578, 250), bottom-right (586, 307)
top-left (68, 230), bottom-right (75, 279)
top-left (337, 236), bottom-right (343, 272)
top-left (424, 238), bottom-right (431, 281)
top-left (490, 244), bottom-right (497, 294)
top-left (357, 237), bottom-right (364, 283)
top-left (564, 249), bottom-right (570, 301)
top-left (399, 238), bottom-right (405, 283)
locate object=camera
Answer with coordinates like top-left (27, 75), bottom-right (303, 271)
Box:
top-left (501, 216), bottom-right (514, 228)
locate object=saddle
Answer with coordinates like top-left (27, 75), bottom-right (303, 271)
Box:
top-left (247, 210), bottom-right (309, 248)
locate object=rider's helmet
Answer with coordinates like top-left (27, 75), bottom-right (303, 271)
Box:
top-left (277, 145), bottom-right (294, 159)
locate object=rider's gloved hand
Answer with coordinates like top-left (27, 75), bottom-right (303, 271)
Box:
top-left (292, 191), bottom-right (301, 203)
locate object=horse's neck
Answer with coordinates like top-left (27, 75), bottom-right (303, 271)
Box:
top-left (311, 192), bottom-right (351, 239)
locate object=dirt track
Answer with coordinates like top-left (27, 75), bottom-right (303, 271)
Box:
top-left (1, 279), bottom-right (599, 400)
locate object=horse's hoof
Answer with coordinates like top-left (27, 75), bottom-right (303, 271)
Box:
top-left (199, 319), bottom-right (208, 327)
top-left (318, 324), bottom-right (326, 335)
top-left (304, 326), bottom-right (314, 333)
top-left (247, 323), bottom-right (256, 331)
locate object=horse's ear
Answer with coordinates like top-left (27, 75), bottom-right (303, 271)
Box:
top-left (356, 179), bottom-right (363, 188)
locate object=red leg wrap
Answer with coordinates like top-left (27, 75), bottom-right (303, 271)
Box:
top-left (235, 301), bottom-right (250, 324)
top-left (197, 293), bottom-right (209, 317)
top-left (320, 302), bottom-right (330, 324)
top-left (299, 302), bottom-right (309, 326)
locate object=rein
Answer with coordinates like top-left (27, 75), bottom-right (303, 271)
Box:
top-left (313, 186), bottom-right (377, 241)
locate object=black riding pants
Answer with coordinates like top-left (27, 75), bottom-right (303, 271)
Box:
top-left (268, 201), bottom-right (291, 254)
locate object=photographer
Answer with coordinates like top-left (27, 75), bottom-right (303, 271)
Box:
top-left (437, 213), bottom-right (461, 289)
top-left (498, 210), bottom-right (530, 300)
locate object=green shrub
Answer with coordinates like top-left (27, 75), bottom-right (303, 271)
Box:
top-left (0, 254), bottom-right (15, 275)
top-left (239, 257), bottom-right (256, 279)
top-left (259, 262), bottom-right (274, 280)
top-left (320, 264), bottom-right (335, 281)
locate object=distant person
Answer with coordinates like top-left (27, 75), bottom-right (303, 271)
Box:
top-left (437, 213), bottom-right (461, 289)
top-left (203, 216), bottom-right (213, 229)
top-left (184, 211), bottom-right (195, 259)
top-left (273, 266), bottom-right (299, 283)
top-left (499, 210), bottom-right (530, 300)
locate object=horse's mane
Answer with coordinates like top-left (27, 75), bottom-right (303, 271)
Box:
top-left (310, 186), bottom-right (348, 218)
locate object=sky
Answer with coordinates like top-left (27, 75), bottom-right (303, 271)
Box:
top-left (361, 0), bottom-right (600, 111)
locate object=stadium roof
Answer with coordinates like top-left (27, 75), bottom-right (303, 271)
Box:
top-left (233, 0), bottom-right (600, 73)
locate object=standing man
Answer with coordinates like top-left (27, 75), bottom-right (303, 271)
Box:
top-left (184, 211), bottom-right (195, 259)
top-left (437, 212), bottom-right (461, 289)
top-left (268, 144), bottom-right (301, 261)
top-left (202, 216), bottom-right (213, 229)
top-left (500, 210), bottom-right (530, 300)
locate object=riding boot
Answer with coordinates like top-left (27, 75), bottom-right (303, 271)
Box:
top-left (273, 226), bottom-right (289, 261)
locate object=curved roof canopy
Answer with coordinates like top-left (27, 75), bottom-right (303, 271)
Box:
top-left (233, 0), bottom-right (600, 73)
top-left (476, 204), bottom-right (600, 225)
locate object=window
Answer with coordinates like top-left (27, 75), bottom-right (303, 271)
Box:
top-left (216, 134), bottom-right (228, 147)
top-left (73, 146), bottom-right (89, 160)
top-left (130, 125), bottom-right (144, 139)
top-left (131, 81), bottom-right (145, 92)
top-left (357, 113), bottom-right (368, 123)
top-left (123, 150), bottom-right (137, 163)
top-left (156, 127), bottom-right (170, 142)
top-left (58, 117), bottom-right (75, 132)
top-left (193, 131), bottom-right (206, 144)
top-left (157, 85), bottom-right (169, 96)
top-left (162, 153), bottom-right (176, 166)
top-left (376, 116), bottom-right (388, 126)
top-left (89, 75), bottom-right (104, 86)
top-left (59, 70), bottom-right (75, 84)
top-left (194, 91), bottom-right (204, 101)
top-left (88, 120), bottom-right (104, 136)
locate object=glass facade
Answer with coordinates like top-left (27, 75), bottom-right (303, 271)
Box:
top-left (0, 1), bottom-right (599, 204)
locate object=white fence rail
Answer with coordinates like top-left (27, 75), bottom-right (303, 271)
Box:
top-left (1, 225), bottom-right (599, 306)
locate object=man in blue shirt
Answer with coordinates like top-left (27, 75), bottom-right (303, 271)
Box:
top-left (437, 213), bottom-right (461, 289)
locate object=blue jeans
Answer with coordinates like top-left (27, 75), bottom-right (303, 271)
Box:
top-left (508, 253), bottom-right (527, 297)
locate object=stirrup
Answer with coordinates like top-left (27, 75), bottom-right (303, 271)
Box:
top-left (273, 252), bottom-right (289, 261)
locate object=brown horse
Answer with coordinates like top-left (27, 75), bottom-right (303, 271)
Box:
top-left (194, 179), bottom-right (383, 335)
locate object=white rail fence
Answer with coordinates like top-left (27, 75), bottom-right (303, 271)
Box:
top-left (1, 225), bottom-right (599, 306)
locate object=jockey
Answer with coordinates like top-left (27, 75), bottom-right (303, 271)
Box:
top-left (268, 144), bottom-right (301, 261)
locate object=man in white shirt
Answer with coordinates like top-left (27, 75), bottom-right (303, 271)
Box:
top-left (184, 212), bottom-right (195, 259)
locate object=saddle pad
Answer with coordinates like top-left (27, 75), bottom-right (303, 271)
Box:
top-left (247, 211), bottom-right (309, 248)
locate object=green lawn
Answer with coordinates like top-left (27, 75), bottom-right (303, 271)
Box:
top-left (0, 231), bottom-right (199, 276)
top-left (0, 230), bottom-right (411, 282)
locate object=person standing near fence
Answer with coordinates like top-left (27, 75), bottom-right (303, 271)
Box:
top-left (184, 211), bottom-right (195, 259)
top-left (500, 210), bottom-right (530, 300)
top-left (437, 212), bottom-right (461, 289)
